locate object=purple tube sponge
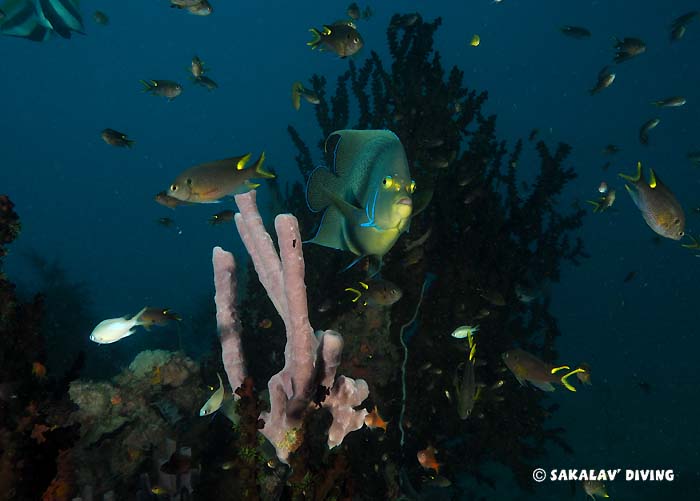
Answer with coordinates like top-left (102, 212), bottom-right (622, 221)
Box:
top-left (212, 190), bottom-right (368, 463)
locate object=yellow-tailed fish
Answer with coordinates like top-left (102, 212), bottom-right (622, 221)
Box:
top-left (470, 34), bottom-right (480, 46)
top-left (307, 20), bottom-right (363, 58)
top-left (200, 373), bottom-right (224, 416)
top-left (140, 79), bottom-right (182, 101)
top-left (502, 348), bottom-right (585, 392)
top-left (345, 278), bottom-right (402, 307)
top-left (167, 152), bottom-right (273, 203)
top-left (619, 161), bottom-right (685, 240)
top-left (89, 307), bottom-right (148, 344)
top-left (306, 129), bottom-right (415, 274)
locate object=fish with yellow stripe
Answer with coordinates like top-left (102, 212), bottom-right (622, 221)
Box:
top-left (619, 161), bottom-right (685, 240)
top-left (501, 348), bottom-right (586, 392)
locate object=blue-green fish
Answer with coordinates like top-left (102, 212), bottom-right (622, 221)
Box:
top-left (0, 0), bottom-right (83, 41)
top-left (305, 129), bottom-right (415, 273)
top-left (619, 161), bottom-right (685, 240)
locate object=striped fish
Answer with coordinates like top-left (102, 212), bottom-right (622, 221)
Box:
top-left (0, 0), bottom-right (83, 41)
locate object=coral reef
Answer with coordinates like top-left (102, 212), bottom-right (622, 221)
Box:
top-left (63, 350), bottom-right (206, 497)
top-left (285, 13), bottom-right (586, 496)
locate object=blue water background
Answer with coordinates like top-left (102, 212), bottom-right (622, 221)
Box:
top-left (1, 0), bottom-right (699, 498)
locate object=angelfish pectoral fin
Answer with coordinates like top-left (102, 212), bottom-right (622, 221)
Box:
top-left (559, 368), bottom-right (586, 392)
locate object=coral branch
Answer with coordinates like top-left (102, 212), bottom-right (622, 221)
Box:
top-left (212, 247), bottom-right (246, 396)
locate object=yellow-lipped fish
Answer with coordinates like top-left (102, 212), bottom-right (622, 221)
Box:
top-left (305, 129), bottom-right (415, 274)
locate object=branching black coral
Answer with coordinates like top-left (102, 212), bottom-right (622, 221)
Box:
top-left (285, 12), bottom-right (587, 496)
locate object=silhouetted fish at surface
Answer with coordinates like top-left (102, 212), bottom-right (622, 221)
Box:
top-left (0, 0), bottom-right (84, 41)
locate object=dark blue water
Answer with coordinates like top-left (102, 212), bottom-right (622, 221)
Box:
top-left (2, 0), bottom-right (699, 499)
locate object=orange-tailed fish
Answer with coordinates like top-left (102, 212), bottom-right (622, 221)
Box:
top-left (138, 307), bottom-right (181, 331)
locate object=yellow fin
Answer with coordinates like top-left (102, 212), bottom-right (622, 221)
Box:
top-left (649, 168), bottom-right (657, 189)
top-left (560, 368), bottom-right (586, 392)
top-left (345, 287), bottom-right (362, 302)
top-left (236, 153), bottom-right (252, 171)
top-left (550, 365), bottom-right (570, 374)
top-left (619, 161), bottom-right (642, 183)
top-left (253, 152), bottom-right (275, 179)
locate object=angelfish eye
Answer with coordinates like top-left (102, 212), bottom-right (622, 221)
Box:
top-left (408, 180), bottom-right (416, 194)
top-left (170, 184), bottom-right (178, 192)
top-left (382, 176), bottom-right (394, 189)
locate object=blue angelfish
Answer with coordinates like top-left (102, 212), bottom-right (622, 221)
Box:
top-left (305, 129), bottom-right (415, 273)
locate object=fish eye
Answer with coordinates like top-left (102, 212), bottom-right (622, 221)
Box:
top-left (382, 176), bottom-right (394, 189)
top-left (679, 231), bottom-right (684, 237)
top-left (170, 184), bottom-right (178, 192)
top-left (353, 37), bottom-right (360, 43)
top-left (408, 180), bottom-right (416, 193)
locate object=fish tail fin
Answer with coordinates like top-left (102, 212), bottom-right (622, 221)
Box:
top-left (132, 306), bottom-right (149, 324)
top-left (252, 152), bottom-right (274, 179)
top-left (618, 160), bottom-right (643, 183)
top-left (125, 139), bottom-right (135, 148)
top-left (139, 79), bottom-right (155, 92)
top-left (651, 100), bottom-right (661, 106)
top-left (585, 200), bottom-right (601, 212)
top-left (307, 28), bottom-right (323, 49)
top-left (559, 368), bottom-right (586, 392)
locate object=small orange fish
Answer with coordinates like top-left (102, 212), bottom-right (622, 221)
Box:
top-left (258, 318), bottom-right (272, 329)
top-left (364, 406), bottom-right (389, 431)
top-left (111, 394), bottom-right (123, 405)
top-left (138, 307), bottom-right (181, 331)
top-left (32, 361), bottom-right (47, 379)
top-left (417, 446), bottom-right (440, 474)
